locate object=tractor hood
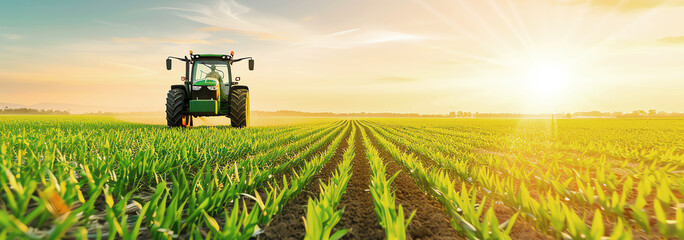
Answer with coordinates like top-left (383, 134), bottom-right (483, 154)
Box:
top-left (193, 79), bottom-right (219, 86)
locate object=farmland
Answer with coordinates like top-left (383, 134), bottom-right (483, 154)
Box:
top-left (0, 116), bottom-right (683, 239)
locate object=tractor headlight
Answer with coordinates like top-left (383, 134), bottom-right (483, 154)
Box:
top-left (192, 86), bottom-right (202, 91)
top-left (207, 86), bottom-right (218, 91)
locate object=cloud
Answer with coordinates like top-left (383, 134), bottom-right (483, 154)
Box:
top-left (112, 37), bottom-right (212, 45)
top-left (159, 0), bottom-right (424, 48)
top-left (560, 0), bottom-right (684, 11)
top-left (155, 0), bottom-right (294, 41)
top-left (199, 26), bottom-right (289, 41)
top-left (219, 38), bottom-right (237, 44)
top-left (1, 34), bottom-right (20, 40)
top-left (295, 29), bottom-right (426, 49)
top-left (199, 26), bottom-right (226, 32)
top-left (376, 76), bottom-right (417, 82)
top-left (355, 31), bottom-right (424, 44)
top-left (106, 62), bottom-right (157, 76)
top-left (658, 35), bottom-right (684, 44)
top-left (94, 20), bottom-right (137, 30)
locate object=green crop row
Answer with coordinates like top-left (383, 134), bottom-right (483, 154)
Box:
top-left (361, 122), bottom-right (518, 240)
top-left (361, 124), bottom-right (415, 240)
top-left (363, 120), bottom-right (630, 239)
top-left (0, 116), bottom-right (346, 239)
top-left (201, 121), bottom-right (351, 239)
top-left (364, 119), bottom-right (683, 239)
top-left (302, 124), bottom-right (357, 240)
top-left (2, 116), bottom-right (682, 239)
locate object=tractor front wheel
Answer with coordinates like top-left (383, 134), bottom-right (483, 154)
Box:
top-left (166, 88), bottom-right (185, 127)
top-left (229, 88), bottom-right (249, 128)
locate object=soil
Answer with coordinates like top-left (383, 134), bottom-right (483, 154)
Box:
top-left (363, 122), bottom-right (551, 240)
top-left (334, 123), bottom-right (386, 239)
top-left (265, 122), bottom-right (346, 186)
top-left (360, 123), bottom-right (464, 240)
top-left (362, 121), bottom-right (661, 240)
top-left (259, 124), bottom-right (351, 239)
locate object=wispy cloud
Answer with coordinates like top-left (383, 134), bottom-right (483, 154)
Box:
top-left (106, 62), bottom-right (157, 76)
top-left (658, 35), bottom-right (684, 44)
top-left (295, 28), bottom-right (426, 49)
top-left (355, 31), bottom-right (424, 44)
top-left (94, 20), bottom-right (137, 30)
top-left (1, 34), bottom-right (20, 40)
top-left (562, 0), bottom-right (684, 11)
top-left (112, 37), bottom-right (212, 45)
top-left (154, 0), bottom-right (292, 41)
top-left (157, 0), bottom-right (425, 48)
top-left (376, 76), bottom-right (417, 82)
top-left (199, 26), bottom-right (289, 41)
top-left (325, 28), bottom-right (360, 37)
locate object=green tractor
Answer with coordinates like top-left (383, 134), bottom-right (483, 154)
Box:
top-left (165, 50), bottom-right (254, 128)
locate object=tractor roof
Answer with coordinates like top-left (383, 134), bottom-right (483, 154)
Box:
top-left (190, 54), bottom-right (232, 61)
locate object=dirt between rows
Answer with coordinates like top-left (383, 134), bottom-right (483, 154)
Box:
top-left (360, 124), bottom-right (464, 240)
top-left (200, 123), bottom-right (347, 239)
top-left (259, 125), bottom-right (352, 239)
top-left (264, 122), bottom-right (347, 186)
top-left (363, 122), bottom-right (660, 239)
top-left (335, 123), bottom-right (386, 239)
top-left (366, 125), bottom-right (550, 240)
top-left (363, 122), bottom-right (551, 239)
top-left (473, 148), bottom-right (660, 240)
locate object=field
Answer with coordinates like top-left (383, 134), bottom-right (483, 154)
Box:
top-left (0, 116), bottom-right (682, 239)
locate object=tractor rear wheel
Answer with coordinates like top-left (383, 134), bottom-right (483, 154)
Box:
top-left (166, 88), bottom-right (185, 127)
top-left (229, 88), bottom-right (249, 128)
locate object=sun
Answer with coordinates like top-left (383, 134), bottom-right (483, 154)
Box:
top-left (521, 58), bottom-right (572, 99)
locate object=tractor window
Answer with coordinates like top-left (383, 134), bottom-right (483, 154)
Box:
top-left (193, 61), bottom-right (229, 82)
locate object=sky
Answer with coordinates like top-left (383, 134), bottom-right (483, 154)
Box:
top-left (1, 0), bottom-right (684, 114)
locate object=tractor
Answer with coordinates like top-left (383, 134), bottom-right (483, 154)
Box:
top-left (165, 51), bottom-right (254, 127)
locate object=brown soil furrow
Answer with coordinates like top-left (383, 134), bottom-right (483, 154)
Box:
top-left (335, 121), bottom-right (385, 239)
top-left (259, 122), bottom-right (351, 239)
top-left (265, 122), bottom-right (347, 187)
top-left (363, 121), bottom-right (551, 239)
top-left (360, 123), bottom-right (463, 240)
top-left (212, 122), bottom-right (347, 236)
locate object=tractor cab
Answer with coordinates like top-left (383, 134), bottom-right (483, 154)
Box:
top-left (165, 51), bottom-right (254, 128)
top-left (191, 61), bottom-right (230, 99)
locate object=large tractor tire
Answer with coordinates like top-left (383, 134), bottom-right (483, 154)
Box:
top-left (229, 88), bottom-right (249, 128)
top-left (166, 88), bottom-right (186, 127)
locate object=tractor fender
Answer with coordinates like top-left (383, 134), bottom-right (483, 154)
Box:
top-left (231, 85), bottom-right (249, 92)
top-left (171, 84), bottom-right (189, 98)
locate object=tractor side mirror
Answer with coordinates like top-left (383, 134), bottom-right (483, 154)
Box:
top-left (248, 59), bottom-right (254, 71)
top-left (166, 59), bottom-right (172, 70)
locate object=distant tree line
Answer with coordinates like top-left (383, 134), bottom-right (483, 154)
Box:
top-left (447, 109), bottom-right (684, 118)
top-left (83, 111), bottom-right (117, 115)
top-left (3, 107), bottom-right (680, 118)
top-left (565, 109), bottom-right (684, 118)
top-left (253, 110), bottom-right (426, 118)
top-left (449, 111), bottom-right (474, 118)
top-left (255, 110), bottom-right (684, 118)
top-left (0, 107), bottom-right (70, 115)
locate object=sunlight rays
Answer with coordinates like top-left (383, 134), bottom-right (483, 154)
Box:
top-left (451, 0), bottom-right (518, 54)
top-left (413, 0), bottom-right (677, 113)
top-left (486, 0), bottom-right (532, 52)
top-left (412, 0), bottom-right (509, 59)
top-left (574, 5), bottom-right (667, 63)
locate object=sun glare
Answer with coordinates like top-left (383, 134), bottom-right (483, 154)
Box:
top-left (521, 58), bottom-right (571, 99)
